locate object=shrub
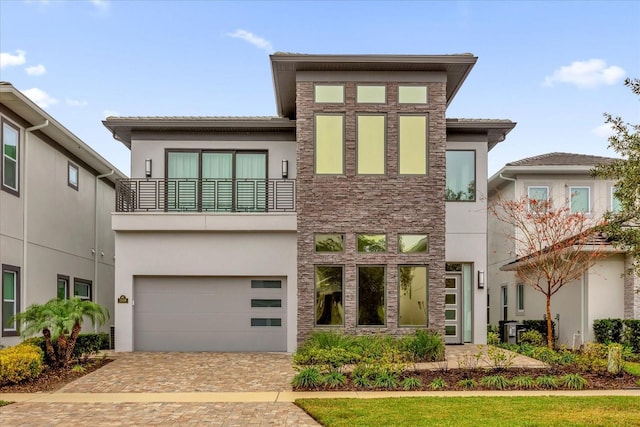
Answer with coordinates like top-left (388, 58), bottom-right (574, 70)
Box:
top-left (457, 378), bottom-right (477, 389)
top-left (481, 345), bottom-right (516, 370)
top-left (293, 347), bottom-right (360, 369)
top-left (480, 375), bottom-right (510, 390)
top-left (517, 342), bottom-right (535, 357)
top-left (535, 375), bottom-right (559, 389)
top-left (562, 373), bottom-right (588, 390)
top-left (71, 364), bottom-right (85, 373)
top-left (457, 351), bottom-right (482, 371)
top-left (522, 319), bottom-right (556, 344)
top-left (292, 367), bottom-right (322, 389)
top-left (0, 343), bottom-right (44, 385)
top-left (402, 376), bottom-right (422, 390)
top-left (373, 371), bottom-right (399, 389)
top-left (575, 343), bottom-right (608, 374)
top-left (593, 318), bottom-right (624, 344)
top-left (306, 331), bottom-right (352, 349)
top-left (511, 375), bottom-right (535, 389)
top-left (23, 333), bottom-right (109, 366)
top-left (623, 319), bottom-right (640, 353)
top-left (401, 329), bottom-right (444, 362)
top-left (430, 377), bottom-right (447, 390)
top-left (519, 330), bottom-right (544, 347)
top-left (322, 371), bottom-right (346, 388)
top-left (487, 331), bottom-right (500, 346)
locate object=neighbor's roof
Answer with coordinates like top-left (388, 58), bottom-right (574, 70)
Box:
top-left (0, 82), bottom-right (126, 182)
top-left (507, 152), bottom-right (618, 167)
top-left (270, 53), bottom-right (478, 119)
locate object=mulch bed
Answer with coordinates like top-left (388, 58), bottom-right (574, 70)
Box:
top-left (0, 359), bottom-right (113, 393)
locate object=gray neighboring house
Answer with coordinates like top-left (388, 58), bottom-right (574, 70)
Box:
top-left (104, 53), bottom-right (515, 353)
top-left (0, 82), bottom-right (126, 346)
top-left (488, 152), bottom-right (640, 345)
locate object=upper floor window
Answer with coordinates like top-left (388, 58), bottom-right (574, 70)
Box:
top-left (398, 85), bottom-right (427, 104)
top-left (446, 150), bottom-right (475, 201)
top-left (315, 114), bottom-right (344, 175)
top-left (398, 115), bottom-right (428, 175)
top-left (398, 234), bottom-right (428, 253)
top-left (611, 187), bottom-right (622, 213)
top-left (315, 234), bottom-right (345, 252)
top-left (528, 186), bottom-right (548, 210)
top-left (357, 114), bottom-right (386, 175)
top-left (569, 186), bottom-right (590, 213)
top-left (2, 265), bottom-right (20, 337)
top-left (357, 234), bottom-right (387, 252)
top-left (73, 278), bottom-right (92, 301)
top-left (68, 162), bottom-right (79, 191)
top-left (516, 283), bottom-right (525, 314)
top-left (57, 275), bottom-right (69, 299)
top-left (356, 85), bottom-right (386, 103)
top-left (314, 85), bottom-right (344, 103)
top-left (2, 119), bottom-right (20, 195)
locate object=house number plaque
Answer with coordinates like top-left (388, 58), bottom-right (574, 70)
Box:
top-left (117, 295), bottom-right (129, 304)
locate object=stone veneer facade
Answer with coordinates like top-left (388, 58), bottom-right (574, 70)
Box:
top-left (624, 254), bottom-right (640, 319)
top-left (296, 78), bottom-right (447, 343)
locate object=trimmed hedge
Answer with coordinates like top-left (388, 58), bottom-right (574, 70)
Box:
top-left (0, 343), bottom-right (44, 385)
top-left (593, 319), bottom-right (640, 353)
top-left (24, 332), bottom-right (109, 366)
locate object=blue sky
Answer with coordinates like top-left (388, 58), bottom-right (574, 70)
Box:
top-left (1, 0), bottom-right (638, 176)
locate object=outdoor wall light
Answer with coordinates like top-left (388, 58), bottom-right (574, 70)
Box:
top-left (145, 159), bottom-right (152, 178)
top-left (478, 270), bottom-right (485, 289)
top-left (282, 160), bottom-right (289, 179)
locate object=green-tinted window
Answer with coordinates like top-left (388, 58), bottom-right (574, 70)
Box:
top-left (399, 115), bottom-right (427, 174)
top-left (2, 120), bottom-right (19, 191)
top-left (315, 115), bottom-right (344, 174)
top-left (398, 85), bottom-right (427, 104)
top-left (357, 266), bottom-right (386, 326)
top-left (528, 186), bottom-right (548, 201)
top-left (315, 234), bottom-right (344, 252)
top-left (398, 266), bottom-right (427, 327)
top-left (446, 151), bottom-right (475, 201)
top-left (251, 318), bottom-right (282, 327)
top-left (251, 299), bottom-right (282, 308)
top-left (357, 234), bottom-right (386, 252)
top-left (398, 234), bottom-right (428, 253)
top-left (357, 115), bottom-right (385, 175)
top-left (315, 85), bottom-right (344, 103)
top-left (2, 268), bottom-right (18, 334)
top-left (357, 85), bottom-right (386, 103)
top-left (251, 280), bottom-right (281, 289)
top-left (74, 280), bottom-right (91, 301)
top-left (315, 266), bottom-right (343, 326)
top-left (612, 188), bottom-right (622, 213)
top-left (57, 277), bottom-right (68, 300)
top-left (570, 187), bottom-right (590, 213)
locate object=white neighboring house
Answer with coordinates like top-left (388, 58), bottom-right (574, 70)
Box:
top-left (488, 152), bottom-right (640, 346)
top-left (0, 82), bottom-right (126, 346)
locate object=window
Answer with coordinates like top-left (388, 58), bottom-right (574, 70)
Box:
top-left (251, 280), bottom-right (281, 289)
top-left (357, 85), bottom-right (386, 103)
top-left (315, 266), bottom-right (343, 326)
top-left (251, 318), bottom-right (281, 327)
top-left (446, 151), bottom-right (475, 201)
top-left (501, 286), bottom-right (508, 321)
top-left (68, 162), bottom-right (79, 190)
top-left (569, 186), bottom-right (590, 213)
top-left (398, 85), bottom-right (427, 104)
top-left (611, 187), bottom-right (622, 213)
top-left (2, 119), bottom-right (20, 195)
top-left (57, 275), bottom-right (69, 299)
top-left (315, 115), bottom-right (344, 174)
top-left (528, 186), bottom-right (549, 210)
top-left (398, 234), bottom-right (428, 253)
top-left (357, 114), bottom-right (386, 174)
top-left (314, 85), bottom-right (344, 103)
top-left (315, 234), bottom-right (344, 252)
top-left (357, 266), bottom-right (386, 326)
top-left (73, 278), bottom-right (92, 301)
top-left (398, 266), bottom-right (428, 327)
top-left (2, 265), bottom-right (20, 336)
top-left (398, 115), bottom-right (427, 174)
top-left (516, 283), bottom-right (525, 314)
top-left (251, 299), bottom-right (282, 308)
top-left (357, 234), bottom-right (386, 252)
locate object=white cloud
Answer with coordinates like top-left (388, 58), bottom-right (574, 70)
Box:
top-left (226, 29), bottom-right (273, 52)
top-left (89, 0), bottom-right (110, 11)
top-left (593, 123), bottom-right (615, 138)
top-left (25, 64), bottom-right (47, 76)
top-left (103, 109), bottom-right (120, 118)
top-left (22, 88), bottom-right (59, 108)
top-left (66, 98), bottom-right (88, 107)
top-left (544, 59), bottom-right (626, 88)
top-left (1, 49), bottom-right (27, 68)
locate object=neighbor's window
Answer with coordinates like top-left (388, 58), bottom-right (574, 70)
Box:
top-left (57, 275), bottom-right (69, 300)
top-left (315, 115), bottom-right (344, 174)
top-left (528, 186), bottom-right (549, 210)
top-left (398, 266), bottom-right (428, 327)
top-left (357, 85), bottom-right (386, 103)
top-left (357, 234), bottom-right (386, 252)
top-left (315, 266), bottom-right (344, 326)
top-left (446, 150), bottom-right (475, 201)
top-left (314, 85), bottom-right (344, 103)
top-left (398, 115), bottom-right (427, 175)
top-left (2, 119), bottom-right (20, 195)
top-left (398, 85), bottom-right (427, 104)
top-left (73, 279), bottom-right (92, 301)
top-left (516, 283), bottom-right (525, 314)
top-left (398, 234), bottom-right (428, 253)
top-left (611, 187), bottom-right (622, 213)
top-left (357, 266), bottom-right (386, 326)
top-left (357, 114), bottom-right (386, 175)
top-left (2, 265), bottom-right (20, 336)
top-left (68, 162), bottom-right (79, 190)
top-left (570, 186), bottom-right (590, 213)
top-left (315, 234), bottom-right (345, 252)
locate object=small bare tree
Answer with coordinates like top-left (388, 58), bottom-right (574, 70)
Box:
top-left (490, 196), bottom-right (609, 348)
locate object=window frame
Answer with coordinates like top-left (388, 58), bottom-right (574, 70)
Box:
top-left (1, 118), bottom-right (20, 196)
top-left (68, 161), bottom-right (79, 191)
top-left (2, 264), bottom-right (20, 337)
top-left (73, 278), bottom-right (92, 301)
top-left (398, 114), bottom-right (428, 175)
top-left (356, 265), bottom-right (387, 327)
top-left (445, 150), bottom-right (476, 202)
top-left (516, 283), bottom-right (525, 315)
top-left (57, 274), bottom-right (70, 300)
top-left (356, 84), bottom-right (386, 104)
top-left (569, 186), bottom-right (591, 214)
top-left (314, 84), bottom-right (345, 104)
top-left (314, 265), bottom-right (344, 327)
top-left (398, 265), bottom-right (429, 327)
top-left (356, 113), bottom-right (387, 175)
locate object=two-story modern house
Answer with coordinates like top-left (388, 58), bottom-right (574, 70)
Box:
top-left (104, 53), bottom-right (515, 352)
top-left (488, 152), bottom-right (639, 345)
top-left (0, 82), bottom-right (126, 346)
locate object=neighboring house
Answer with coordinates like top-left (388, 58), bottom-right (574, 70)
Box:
top-left (488, 152), bottom-right (640, 345)
top-left (103, 53), bottom-right (515, 352)
top-left (0, 82), bottom-right (126, 346)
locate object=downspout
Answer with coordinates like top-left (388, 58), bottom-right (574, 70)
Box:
top-left (23, 120), bottom-right (49, 312)
top-left (94, 169), bottom-right (114, 332)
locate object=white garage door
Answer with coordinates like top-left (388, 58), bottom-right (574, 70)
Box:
top-left (134, 277), bottom-right (286, 352)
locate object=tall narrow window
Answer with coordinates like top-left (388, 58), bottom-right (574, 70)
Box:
top-left (1, 119), bottom-right (20, 195)
top-left (446, 151), bottom-right (475, 201)
top-left (398, 266), bottom-right (428, 327)
top-left (57, 275), bottom-right (69, 300)
top-left (68, 162), bottom-right (79, 190)
top-left (398, 115), bottom-right (427, 175)
top-left (357, 115), bottom-right (385, 174)
top-left (570, 186), bottom-right (590, 213)
top-left (516, 283), bottom-right (525, 314)
top-left (167, 151), bottom-right (199, 211)
top-left (611, 187), bottom-right (622, 213)
top-left (501, 286), bottom-right (508, 321)
top-left (315, 115), bottom-right (344, 174)
top-left (73, 278), bottom-right (92, 301)
top-left (2, 265), bottom-right (20, 336)
top-left (315, 266), bottom-right (343, 326)
top-left (357, 266), bottom-right (386, 326)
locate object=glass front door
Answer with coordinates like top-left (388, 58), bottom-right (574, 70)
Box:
top-left (445, 275), bottom-right (463, 344)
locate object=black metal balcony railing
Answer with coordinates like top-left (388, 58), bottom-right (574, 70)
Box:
top-left (115, 178), bottom-right (296, 213)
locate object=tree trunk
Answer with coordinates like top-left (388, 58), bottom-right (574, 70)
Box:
top-left (65, 322), bottom-right (82, 365)
top-left (41, 328), bottom-right (57, 366)
top-left (546, 294), bottom-right (553, 349)
top-left (57, 334), bottom-right (68, 368)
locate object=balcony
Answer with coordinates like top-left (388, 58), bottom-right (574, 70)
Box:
top-left (115, 178), bottom-right (296, 213)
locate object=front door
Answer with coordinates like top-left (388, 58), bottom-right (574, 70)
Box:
top-left (445, 275), bottom-right (463, 344)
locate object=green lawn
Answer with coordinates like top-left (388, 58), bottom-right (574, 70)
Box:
top-left (625, 361), bottom-right (640, 376)
top-left (296, 396), bottom-right (640, 427)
